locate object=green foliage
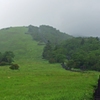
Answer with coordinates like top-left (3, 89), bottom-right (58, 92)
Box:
top-left (55, 54), bottom-right (66, 63)
top-left (42, 41), bottom-right (53, 59)
top-left (2, 51), bottom-right (15, 63)
top-left (59, 36), bottom-right (100, 71)
top-left (9, 64), bottom-right (19, 70)
top-left (67, 59), bottom-right (75, 68)
top-left (0, 52), bottom-right (3, 62)
top-left (28, 25), bottom-right (42, 41)
top-left (42, 41), bottom-right (66, 63)
top-left (49, 58), bottom-right (56, 63)
top-left (67, 49), bottom-right (100, 71)
top-left (0, 51), bottom-right (15, 66)
top-left (43, 36), bottom-right (100, 71)
top-left (0, 61), bottom-right (7, 66)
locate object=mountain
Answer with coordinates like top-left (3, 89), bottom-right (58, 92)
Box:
top-left (0, 25), bottom-right (73, 61)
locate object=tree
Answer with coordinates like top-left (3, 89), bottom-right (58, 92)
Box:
top-left (55, 54), bottom-right (66, 63)
top-left (2, 51), bottom-right (15, 63)
top-left (42, 40), bottom-right (53, 59)
top-left (0, 52), bottom-right (3, 63)
top-left (81, 38), bottom-right (85, 45)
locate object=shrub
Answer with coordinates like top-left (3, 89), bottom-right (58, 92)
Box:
top-left (0, 61), bottom-right (7, 66)
top-left (49, 58), bottom-right (56, 63)
top-left (9, 64), bottom-right (19, 70)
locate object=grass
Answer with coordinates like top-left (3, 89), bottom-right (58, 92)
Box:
top-left (0, 27), bottom-right (99, 100)
top-left (0, 61), bottom-right (99, 100)
top-left (0, 27), bottom-right (44, 60)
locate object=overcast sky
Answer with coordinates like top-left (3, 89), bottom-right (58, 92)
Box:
top-left (0, 0), bottom-right (100, 37)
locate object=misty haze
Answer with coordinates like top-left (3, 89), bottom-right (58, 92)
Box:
top-left (0, 0), bottom-right (100, 37)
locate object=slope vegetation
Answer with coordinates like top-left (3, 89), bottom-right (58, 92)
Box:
top-left (0, 26), bottom-right (44, 61)
top-left (26, 25), bottom-right (73, 44)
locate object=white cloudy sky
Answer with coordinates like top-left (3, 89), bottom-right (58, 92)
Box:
top-left (0, 0), bottom-right (100, 37)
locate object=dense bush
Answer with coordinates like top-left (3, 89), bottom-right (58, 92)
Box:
top-left (9, 64), bottom-right (19, 70)
top-left (0, 51), bottom-right (14, 66)
top-left (49, 58), bottom-right (56, 63)
top-left (0, 61), bottom-right (7, 66)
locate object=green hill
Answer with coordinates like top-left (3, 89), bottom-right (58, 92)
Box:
top-left (0, 25), bottom-right (73, 61)
top-left (26, 25), bottom-right (73, 44)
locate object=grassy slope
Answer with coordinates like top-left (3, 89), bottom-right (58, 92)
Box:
top-left (0, 27), bottom-right (99, 100)
top-left (0, 62), bottom-right (99, 100)
top-left (0, 27), bottom-right (44, 61)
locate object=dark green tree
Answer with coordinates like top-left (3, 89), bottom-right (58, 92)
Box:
top-left (55, 54), bottom-right (66, 63)
top-left (42, 41), bottom-right (53, 59)
top-left (0, 52), bottom-right (3, 63)
top-left (2, 51), bottom-right (15, 63)
top-left (81, 38), bottom-right (85, 45)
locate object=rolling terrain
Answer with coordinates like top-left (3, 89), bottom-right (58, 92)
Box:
top-left (0, 26), bottom-right (99, 100)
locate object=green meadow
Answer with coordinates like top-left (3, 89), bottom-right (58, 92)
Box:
top-left (0, 61), bottom-right (99, 100)
top-left (0, 27), bottom-right (99, 100)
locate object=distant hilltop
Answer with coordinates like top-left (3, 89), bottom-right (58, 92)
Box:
top-left (25, 25), bottom-right (73, 44)
top-left (0, 25), bottom-right (73, 44)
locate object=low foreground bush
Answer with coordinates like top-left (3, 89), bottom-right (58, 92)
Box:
top-left (9, 64), bottom-right (19, 70)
